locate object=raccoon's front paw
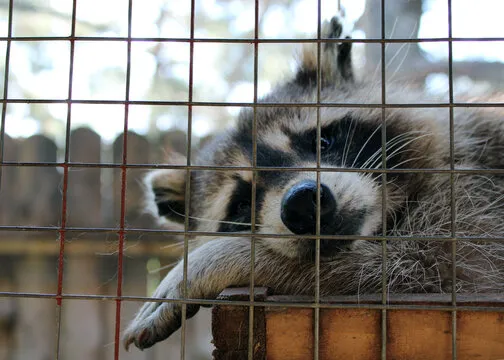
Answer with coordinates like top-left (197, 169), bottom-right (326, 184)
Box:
top-left (123, 293), bottom-right (200, 350)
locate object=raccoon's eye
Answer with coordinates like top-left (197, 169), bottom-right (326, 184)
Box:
top-left (237, 199), bottom-right (251, 211)
top-left (321, 136), bottom-right (333, 151)
top-left (312, 135), bottom-right (334, 153)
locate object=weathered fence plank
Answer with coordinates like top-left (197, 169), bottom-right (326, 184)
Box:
top-left (0, 128), bottom-right (210, 360)
top-left (16, 135), bottom-right (61, 227)
top-left (13, 255), bottom-right (57, 360)
top-left (0, 134), bottom-right (19, 226)
top-left (61, 256), bottom-right (104, 360)
top-left (67, 127), bottom-right (102, 228)
top-left (0, 256), bottom-right (15, 360)
top-left (113, 131), bottom-right (154, 229)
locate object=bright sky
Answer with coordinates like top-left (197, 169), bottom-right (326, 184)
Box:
top-left (4, 0), bottom-right (504, 140)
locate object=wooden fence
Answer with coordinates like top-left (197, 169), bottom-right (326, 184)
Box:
top-left (0, 128), bottom-right (212, 360)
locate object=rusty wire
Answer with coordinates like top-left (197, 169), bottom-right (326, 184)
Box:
top-left (0, 1), bottom-right (503, 360)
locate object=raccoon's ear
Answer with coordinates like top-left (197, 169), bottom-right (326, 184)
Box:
top-left (294, 16), bottom-right (354, 88)
top-left (144, 155), bottom-right (187, 229)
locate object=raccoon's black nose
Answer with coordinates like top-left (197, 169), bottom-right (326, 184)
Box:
top-left (281, 180), bottom-right (336, 235)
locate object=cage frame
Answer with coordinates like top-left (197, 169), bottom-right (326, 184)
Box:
top-left (0, 0), bottom-right (504, 359)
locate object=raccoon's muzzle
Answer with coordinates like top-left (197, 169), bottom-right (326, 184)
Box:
top-left (281, 180), bottom-right (336, 235)
top-left (281, 179), bottom-right (361, 259)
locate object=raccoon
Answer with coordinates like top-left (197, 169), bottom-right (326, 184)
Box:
top-left (123, 15), bottom-right (504, 350)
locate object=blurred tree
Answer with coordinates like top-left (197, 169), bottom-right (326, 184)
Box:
top-left (356, 0), bottom-right (504, 88)
top-left (2, 0), bottom-right (504, 142)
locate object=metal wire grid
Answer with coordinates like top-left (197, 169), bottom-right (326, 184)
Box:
top-left (0, 1), bottom-right (503, 360)
top-left (447, 1), bottom-right (459, 357)
top-left (54, 0), bottom-right (78, 356)
top-left (180, 0), bottom-right (196, 358)
top-left (379, 1), bottom-right (388, 357)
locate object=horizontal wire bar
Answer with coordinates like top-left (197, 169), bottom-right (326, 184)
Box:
top-left (2, 36), bottom-right (504, 43)
top-left (1, 225), bottom-right (504, 242)
top-left (0, 99), bottom-right (503, 107)
top-left (0, 291), bottom-right (502, 312)
top-left (2, 161), bottom-right (504, 175)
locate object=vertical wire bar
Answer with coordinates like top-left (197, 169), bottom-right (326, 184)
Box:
top-left (314, 1), bottom-right (322, 359)
top-left (54, 1), bottom-right (77, 358)
top-left (247, 1), bottom-right (260, 359)
top-left (447, 0), bottom-right (457, 359)
top-left (0, 0), bottom-right (12, 190)
top-left (113, 0), bottom-right (133, 358)
top-left (380, 0), bottom-right (388, 359)
top-left (181, 1), bottom-right (196, 358)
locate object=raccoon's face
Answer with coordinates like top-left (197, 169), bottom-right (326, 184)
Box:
top-left (146, 101), bottom-right (440, 261)
top-left (146, 17), bottom-right (441, 261)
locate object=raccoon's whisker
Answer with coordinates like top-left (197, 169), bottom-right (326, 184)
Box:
top-left (147, 261), bottom-right (180, 274)
top-left (388, 20), bottom-right (419, 83)
top-left (163, 203), bottom-right (266, 228)
top-left (359, 151), bottom-right (381, 170)
top-left (388, 41), bottom-right (412, 84)
top-left (362, 152), bottom-right (385, 170)
top-left (160, 240), bottom-right (199, 250)
top-left (384, 133), bottom-right (429, 159)
top-left (384, 134), bottom-right (431, 162)
top-left (359, 131), bottom-right (424, 169)
top-left (351, 124), bottom-right (382, 168)
top-left (364, 143), bottom-right (404, 170)
top-left (187, 216), bottom-right (267, 228)
top-left (341, 117), bottom-right (357, 167)
top-left (359, 133), bottom-right (411, 169)
top-left (341, 119), bottom-right (357, 166)
top-left (387, 156), bottom-right (428, 170)
top-left (360, 143), bottom-right (394, 169)
top-left (367, 133), bottom-right (431, 169)
top-left (386, 17), bottom-right (399, 46)
top-left (386, 41), bottom-right (409, 72)
top-left (371, 15), bottom-right (409, 84)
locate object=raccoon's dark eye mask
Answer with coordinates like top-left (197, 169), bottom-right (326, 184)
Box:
top-left (292, 115), bottom-right (384, 169)
top-left (218, 176), bottom-right (265, 233)
top-left (312, 129), bottom-right (336, 154)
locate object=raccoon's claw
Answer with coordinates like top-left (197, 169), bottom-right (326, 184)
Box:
top-left (323, 16), bottom-right (351, 59)
top-left (123, 299), bottom-right (201, 351)
top-left (323, 14), bottom-right (354, 82)
top-left (323, 15), bottom-right (351, 49)
top-left (123, 325), bottom-right (157, 351)
top-left (122, 298), bottom-right (180, 350)
top-left (296, 11), bottom-right (355, 87)
top-left (323, 11), bottom-right (352, 40)
top-left (123, 301), bottom-right (179, 351)
top-left (325, 16), bottom-right (343, 41)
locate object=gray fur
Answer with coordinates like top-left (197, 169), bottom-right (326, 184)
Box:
top-left (124, 15), bottom-right (504, 350)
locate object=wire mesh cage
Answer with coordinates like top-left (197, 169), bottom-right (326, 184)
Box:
top-left (0, 0), bottom-right (504, 359)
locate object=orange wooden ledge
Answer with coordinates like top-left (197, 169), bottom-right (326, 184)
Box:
top-left (211, 287), bottom-right (504, 360)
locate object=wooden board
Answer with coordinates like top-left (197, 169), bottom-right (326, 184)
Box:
top-left (212, 288), bottom-right (504, 360)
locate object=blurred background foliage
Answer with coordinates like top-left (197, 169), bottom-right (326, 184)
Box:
top-left (0, 0), bottom-right (503, 146)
